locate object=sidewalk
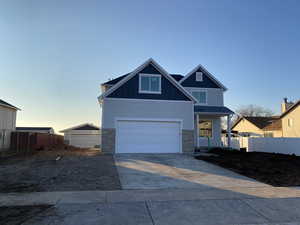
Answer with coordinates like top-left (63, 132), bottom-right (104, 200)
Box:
top-left (2, 187), bottom-right (300, 225)
top-left (2, 186), bottom-right (300, 206)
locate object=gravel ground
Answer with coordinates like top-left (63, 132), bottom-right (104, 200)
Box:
top-left (0, 149), bottom-right (121, 193)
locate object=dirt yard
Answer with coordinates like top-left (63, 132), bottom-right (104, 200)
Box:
top-left (196, 149), bottom-right (300, 186)
top-left (0, 149), bottom-right (121, 193)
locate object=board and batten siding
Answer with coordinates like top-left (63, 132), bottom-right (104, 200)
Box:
top-left (0, 105), bottom-right (17, 150)
top-left (184, 87), bottom-right (224, 106)
top-left (102, 98), bottom-right (194, 130)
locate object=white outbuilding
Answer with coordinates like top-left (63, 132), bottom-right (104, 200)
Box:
top-left (0, 99), bottom-right (20, 150)
top-left (60, 123), bottom-right (101, 148)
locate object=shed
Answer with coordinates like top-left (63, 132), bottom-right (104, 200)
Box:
top-left (0, 99), bottom-right (20, 150)
top-left (60, 123), bottom-right (100, 148)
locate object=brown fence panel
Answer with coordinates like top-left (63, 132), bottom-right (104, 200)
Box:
top-left (10, 132), bottom-right (64, 154)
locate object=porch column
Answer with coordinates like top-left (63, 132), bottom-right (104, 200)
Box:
top-left (196, 114), bottom-right (199, 147)
top-left (227, 114), bottom-right (231, 148)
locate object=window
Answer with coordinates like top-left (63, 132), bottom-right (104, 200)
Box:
top-left (198, 120), bottom-right (212, 138)
top-left (264, 132), bottom-right (274, 137)
top-left (196, 72), bottom-right (203, 81)
top-left (288, 118), bottom-right (293, 127)
top-left (192, 91), bottom-right (207, 104)
top-left (139, 74), bottom-right (161, 94)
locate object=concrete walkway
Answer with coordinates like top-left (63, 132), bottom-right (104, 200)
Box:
top-left (2, 187), bottom-right (300, 225)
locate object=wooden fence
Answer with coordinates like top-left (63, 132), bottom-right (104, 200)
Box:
top-left (10, 132), bottom-right (64, 154)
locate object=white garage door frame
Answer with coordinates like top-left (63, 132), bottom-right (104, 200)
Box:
top-left (115, 117), bottom-right (183, 153)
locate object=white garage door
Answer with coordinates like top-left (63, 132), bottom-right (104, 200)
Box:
top-left (116, 120), bottom-right (181, 153)
top-left (70, 134), bottom-right (100, 148)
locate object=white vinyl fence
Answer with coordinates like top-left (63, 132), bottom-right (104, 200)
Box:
top-left (222, 137), bottom-right (300, 156)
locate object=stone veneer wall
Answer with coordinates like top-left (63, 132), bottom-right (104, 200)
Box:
top-left (101, 128), bottom-right (115, 153)
top-left (182, 129), bottom-right (194, 153)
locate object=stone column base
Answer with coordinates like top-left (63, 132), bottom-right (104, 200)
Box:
top-left (182, 129), bottom-right (194, 153)
top-left (101, 128), bottom-right (115, 153)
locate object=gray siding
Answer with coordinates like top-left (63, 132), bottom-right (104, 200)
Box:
top-left (184, 87), bottom-right (224, 106)
top-left (102, 99), bottom-right (194, 130)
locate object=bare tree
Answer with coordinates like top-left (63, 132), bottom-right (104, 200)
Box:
top-left (236, 104), bottom-right (274, 117)
top-left (222, 105), bottom-right (274, 130)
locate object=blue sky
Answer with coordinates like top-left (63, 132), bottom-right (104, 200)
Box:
top-left (1, 0), bottom-right (299, 133)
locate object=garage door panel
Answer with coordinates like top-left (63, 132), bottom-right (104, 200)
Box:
top-left (116, 120), bottom-right (180, 153)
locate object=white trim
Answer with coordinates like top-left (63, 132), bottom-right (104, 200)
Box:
top-left (179, 64), bottom-right (227, 91)
top-left (196, 114), bottom-right (199, 147)
top-left (138, 73), bottom-right (162, 94)
top-left (115, 117), bottom-right (183, 153)
top-left (191, 89), bottom-right (208, 105)
top-left (104, 97), bottom-right (193, 103)
top-left (60, 123), bottom-right (100, 133)
top-left (98, 58), bottom-right (197, 102)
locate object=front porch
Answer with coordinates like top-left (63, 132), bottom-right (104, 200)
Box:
top-left (194, 105), bottom-right (234, 149)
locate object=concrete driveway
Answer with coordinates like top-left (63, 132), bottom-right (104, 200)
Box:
top-left (115, 153), bottom-right (269, 191)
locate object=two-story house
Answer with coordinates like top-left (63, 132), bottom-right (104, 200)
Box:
top-left (98, 59), bottom-right (233, 153)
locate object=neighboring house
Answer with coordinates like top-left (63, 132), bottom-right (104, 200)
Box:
top-left (281, 99), bottom-right (300, 137)
top-left (98, 58), bottom-right (234, 153)
top-left (60, 123), bottom-right (101, 148)
top-left (231, 116), bottom-right (281, 137)
top-left (16, 127), bottom-right (54, 134)
top-left (0, 99), bottom-right (20, 150)
top-left (232, 98), bottom-right (300, 137)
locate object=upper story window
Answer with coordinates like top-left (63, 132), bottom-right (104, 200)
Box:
top-left (196, 72), bottom-right (203, 82)
top-left (288, 118), bottom-right (293, 127)
top-left (139, 74), bottom-right (161, 94)
top-left (192, 90), bottom-right (207, 104)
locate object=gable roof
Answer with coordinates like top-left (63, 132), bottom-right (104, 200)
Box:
top-left (102, 73), bottom-right (184, 86)
top-left (263, 119), bottom-right (282, 131)
top-left (231, 116), bottom-right (279, 130)
top-left (0, 99), bottom-right (20, 110)
top-left (98, 58), bottom-right (197, 102)
top-left (179, 64), bottom-right (227, 91)
top-left (60, 123), bottom-right (100, 133)
top-left (16, 127), bottom-right (53, 131)
top-left (102, 73), bottom-right (131, 85)
top-left (280, 100), bottom-right (300, 119)
top-left (170, 74), bottom-right (184, 81)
